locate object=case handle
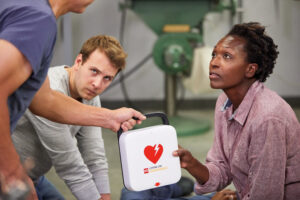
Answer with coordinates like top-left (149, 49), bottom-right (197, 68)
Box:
top-left (117, 112), bottom-right (169, 138)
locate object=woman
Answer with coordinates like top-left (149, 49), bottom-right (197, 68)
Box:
top-left (174, 22), bottom-right (300, 200)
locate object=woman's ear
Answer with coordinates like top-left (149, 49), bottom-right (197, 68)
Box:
top-left (245, 63), bottom-right (258, 78)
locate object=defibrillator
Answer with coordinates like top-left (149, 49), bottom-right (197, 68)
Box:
top-left (117, 112), bottom-right (181, 191)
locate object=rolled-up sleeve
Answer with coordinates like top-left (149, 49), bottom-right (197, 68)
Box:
top-left (194, 136), bottom-right (233, 194)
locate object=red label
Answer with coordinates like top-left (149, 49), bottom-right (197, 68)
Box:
top-left (144, 168), bottom-right (149, 174)
top-left (144, 144), bottom-right (163, 164)
top-left (155, 182), bottom-right (160, 187)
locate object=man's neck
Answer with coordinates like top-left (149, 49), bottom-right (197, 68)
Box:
top-left (48, 0), bottom-right (68, 19)
top-left (65, 67), bottom-right (80, 100)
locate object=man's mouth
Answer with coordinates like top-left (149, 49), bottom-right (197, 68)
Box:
top-left (86, 89), bottom-right (96, 96)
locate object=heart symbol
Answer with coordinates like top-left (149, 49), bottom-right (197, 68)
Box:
top-left (144, 144), bottom-right (163, 164)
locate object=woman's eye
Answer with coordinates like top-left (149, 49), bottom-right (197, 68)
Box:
top-left (211, 52), bottom-right (216, 58)
top-left (224, 53), bottom-right (231, 59)
top-left (91, 69), bottom-right (97, 73)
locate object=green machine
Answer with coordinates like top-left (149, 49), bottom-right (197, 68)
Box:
top-left (120, 0), bottom-right (236, 136)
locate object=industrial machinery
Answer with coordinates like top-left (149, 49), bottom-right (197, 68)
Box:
top-left (120, 0), bottom-right (236, 136)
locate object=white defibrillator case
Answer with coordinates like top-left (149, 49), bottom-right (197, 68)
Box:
top-left (117, 112), bottom-right (181, 191)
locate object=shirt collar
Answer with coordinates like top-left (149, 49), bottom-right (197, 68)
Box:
top-left (222, 81), bottom-right (263, 126)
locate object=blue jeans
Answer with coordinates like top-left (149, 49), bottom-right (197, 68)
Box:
top-left (34, 176), bottom-right (65, 200)
top-left (121, 184), bottom-right (215, 200)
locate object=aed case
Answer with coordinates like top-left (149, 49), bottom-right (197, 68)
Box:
top-left (117, 112), bottom-right (181, 191)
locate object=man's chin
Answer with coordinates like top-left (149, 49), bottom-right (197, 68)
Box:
top-left (81, 94), bottom-right (96, 101)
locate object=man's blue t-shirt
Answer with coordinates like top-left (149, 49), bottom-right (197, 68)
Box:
top-left (0, 0), bottom-right (57, 131)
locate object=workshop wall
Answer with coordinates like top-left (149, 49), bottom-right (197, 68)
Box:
top-left (50, 0), bottom-right (300, 102)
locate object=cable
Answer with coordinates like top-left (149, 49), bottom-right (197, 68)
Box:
top-left (104, 53), bottom-right (152, 91)
top-left (116, 1), bottom-right (145, 111)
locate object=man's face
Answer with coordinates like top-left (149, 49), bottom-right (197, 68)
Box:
top-left (209, 35), bottom-right (250, 91)
top-left (73, 49), bottom-right (118, 100)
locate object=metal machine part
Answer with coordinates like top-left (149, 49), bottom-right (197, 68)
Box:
top-left (119, 0), bottom-right (236, 135)
top-left (153, 33), bottom-right (202, 75)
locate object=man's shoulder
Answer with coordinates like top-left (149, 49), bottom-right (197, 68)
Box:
top-left (0, 0), bottom-right (56, 38)
top-left (48, 66), bottom-right (69, 94)
top-left (0, 0), bottom-right (56, 74)
top-left (48, 66), bottom-right (67, 75)
top-left (0, 0), bottom-right (54, 21)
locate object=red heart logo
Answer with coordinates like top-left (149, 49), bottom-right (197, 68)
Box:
top-left (144, 144), bottom-right (163, 164)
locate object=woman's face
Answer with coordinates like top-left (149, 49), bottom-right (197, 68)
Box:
top-left (209, 35), bottom-right (250, 91)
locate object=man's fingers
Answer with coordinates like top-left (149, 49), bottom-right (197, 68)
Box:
top-left (129, 118), bottom-right (137, 126)
top-left (132, 109), bottom-right (146, 121)
top-left (120, 123), bottom-right (129, 132)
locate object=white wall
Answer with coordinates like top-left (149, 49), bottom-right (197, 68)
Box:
top-left (243, 0), bottom-right (300, 97)
top-left (51, 0), bottom-right (300, 101)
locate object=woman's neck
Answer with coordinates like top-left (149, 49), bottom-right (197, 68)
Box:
top-left (224, 79), bottom-right (256, 111)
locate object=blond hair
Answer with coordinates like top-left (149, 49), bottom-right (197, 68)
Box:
top-left (80, 35), bottom-right (127, 71)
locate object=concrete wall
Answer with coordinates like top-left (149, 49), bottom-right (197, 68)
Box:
top-left (51, 0), bottom-right (300, 102)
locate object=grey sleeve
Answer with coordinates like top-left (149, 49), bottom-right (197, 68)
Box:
top-left (26, 111), bottom-right (101, 200)
top-left (77, 97), bottom-right (110, 194)
top-left (77, 126), bottom-right (110, 194)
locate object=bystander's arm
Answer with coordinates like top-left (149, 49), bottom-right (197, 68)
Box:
top-left (0, 39), bottom-right (37, 199)
top-left (29, 77), bottom-right (145, 132)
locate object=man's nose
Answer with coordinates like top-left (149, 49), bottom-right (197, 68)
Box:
top-left (92, 76), bottom-right (102, 89)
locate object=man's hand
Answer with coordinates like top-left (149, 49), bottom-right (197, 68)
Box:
top-left (0, 165), bottom-right (37, 200)
top-left (99, 193), bottom-right (111, 200)
top-left (107, 107), bottom-right (146, 132)
top-left (211, 189), bottom-right (237, 200)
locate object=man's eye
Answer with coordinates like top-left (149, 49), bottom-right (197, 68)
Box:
top-left (104, 76), bottom-right (112, 81)
top-left (91, 69), bottom-right (97, 73)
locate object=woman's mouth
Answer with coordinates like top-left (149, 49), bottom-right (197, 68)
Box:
top-left (209, 72), bottom-right (220, 79)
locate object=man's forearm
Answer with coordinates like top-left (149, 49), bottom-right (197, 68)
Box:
top-left (29, 89), bottom-right (114, 128)
top-left (0, 98), bottom-right (22, 178)
top-left (29, 77), bottom-right (113, 127)
top-left (29, 77), bottom-right (145, 132)
top-left (0, 99), bottom-right (37, 200)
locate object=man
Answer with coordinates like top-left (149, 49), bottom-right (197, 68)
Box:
top-left (12, 35), bottom-right (127, 200)
top-left (0, 0), bottom-right (145, 199)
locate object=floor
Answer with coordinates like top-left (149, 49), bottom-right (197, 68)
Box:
top-left (45, 108), bottom-right (300, 200)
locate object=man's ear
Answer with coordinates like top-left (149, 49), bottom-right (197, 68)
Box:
top-left (74, 54), bottom-right (83, 71)
top-left (245, 63), bottom-right (258, 79)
